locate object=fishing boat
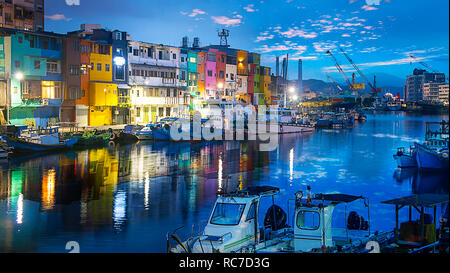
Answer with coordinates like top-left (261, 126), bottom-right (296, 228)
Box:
top-left (393, 146), bottom-right (417, 168)
top-left (152, 117), bottom-right (192, 141)
top-left (64, 129), bottom-right (112, 147)
top-left (167, 186), bottom-right (394, 253)
top-left (415, 142), bottom-right (449, 170)
top-left (316, 112), bottom-right (334, 128)
top-left (0, 145), bottom-right (11, 159)
top-left (135, 124), bottom-right (158, 140)
top-left (381, 194), bottom-right (449, 253)
top-left (5, 127), bottom-right (78, 153)
top-left (415, 121), bottom-right (449, 170)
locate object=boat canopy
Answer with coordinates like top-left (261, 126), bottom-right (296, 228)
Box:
top-left (381, 194), bottom-right (449, 207)
top-left (313, 193), bottom-right (365, 204)
top-left (221, 186), bottom-right (280, 198)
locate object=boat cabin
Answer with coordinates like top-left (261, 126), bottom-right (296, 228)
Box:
top-left (170, 186), bottom-right (282, 253)
top-left (293, 191), bottom-right (371, 252)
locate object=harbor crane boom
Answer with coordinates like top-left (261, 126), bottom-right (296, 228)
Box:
top-left (326, 73), bottom-right (343, 94)
top-left (326, 50), bottom-right (354, 92)
top-left (340, 48), bottom-right (376, 91)
top-left (409, 54), bottom-right (439, 73)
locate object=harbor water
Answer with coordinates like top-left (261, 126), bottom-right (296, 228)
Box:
top-left (0, 112), bottom-right (448, 252)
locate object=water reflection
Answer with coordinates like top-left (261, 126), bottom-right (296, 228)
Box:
top-left (0, 112), bottom-right (448, 252)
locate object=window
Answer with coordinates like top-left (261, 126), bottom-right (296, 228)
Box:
top-left (133, 49), bottom-right (139, 56)
top-left (97, 63), bottom-right (102, 71)
top-left (207, 70), bottom-right (213, 77)
top-left (189, 57), bottom-right (196, 63)
top-left (219, 71), bottom-right (224, 79)
top-left (105, 64), bottom-right (110, 72)
top-left (166, 108), bottom-right (171, 116)
top-left (34, 60), bottom-right (40, 70)
top-left (296, 210), bottom-right (320, 230)
top-left (15, 61), bottom-right (20, 68)
top-left (136, 107), bottom-right (141, 118)
top-left (158, 107), bottom-right (164, 117)
top-left (159, 51), bottom-right (163, 60)
top-left (246, 203), bottom-right (256, 221)
top-left (173, 53), bottom-right (176, 60)
top-left (211, 203), bottom-right (246, 225)
top-left (47, 61), bottom-right (59, 73)
top-left (69, 65), bottom-right (79, 75)
top-left (18, 36), bottom-right (23, 43)
top-left (181, 57), bottom-right (185, 62)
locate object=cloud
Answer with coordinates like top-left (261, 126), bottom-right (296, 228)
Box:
top-left (45, 14), bottom-right (72, 21)
top-left (244, 4), bottom-right (257, 12)
top-left (254, 44), bottom-right (307, 54)
top-left (277, 28), bottom-right (318, 38)
top-left (313, 42), bottom-right (337, 52)
top-left (188, 9), bottom-right (207, 17)
top-left (211, 16), bottom-right (242, 26)
top-left (255, 32), bottom-right (274, 42)
top-left (361, 5), bottom-right (378, 11)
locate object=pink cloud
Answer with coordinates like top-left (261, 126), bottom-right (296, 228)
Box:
top-left (211, 16), bottom-right (242, 26)
top-left (45, 14), bottom-right (71, 21)
top-left (362, 5), bottom-right (378, 11)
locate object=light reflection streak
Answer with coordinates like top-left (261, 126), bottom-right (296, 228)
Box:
top-left (144, 172), bottom-right (150, 210)
top-left (42, 169), bottom-right (56, 210)
top-left (289, 148), bottom-right (294, 183)
top-left (16, 194), bottom-right (23, 224)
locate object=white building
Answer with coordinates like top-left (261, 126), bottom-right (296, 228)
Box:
top-left (404, 69), bottom-right (446, 102)
top-left (439, 83), bottom-right (449, 105)
top-left (128, 41), bottom-right (189, 124)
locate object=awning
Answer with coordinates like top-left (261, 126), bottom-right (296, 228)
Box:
top-left (313, 194), bottom-right (365, 203)
top-left (117, 84), bottom-right (131, 89)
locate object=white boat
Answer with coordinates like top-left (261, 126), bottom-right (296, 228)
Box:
top-left (393, 147), bottom-right (417, 168)
top-left (135, 125), bottom-right (156, 140)
top-left (167, 186), bottom-right (394, 253)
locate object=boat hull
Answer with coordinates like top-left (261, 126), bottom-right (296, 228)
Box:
top-left (6, 137), bottom-right (78, 153)
top-left (393, 154), bottom-right (417, 168)
top-left (415, 143), bottom-right (449, 170)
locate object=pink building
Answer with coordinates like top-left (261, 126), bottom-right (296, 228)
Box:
top-left (205, 49), bottom-right (218, 99)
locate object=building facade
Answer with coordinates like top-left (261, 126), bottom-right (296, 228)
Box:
top-left (128, 41), bottom-right (188, 124)
top-left (405, 69), bottom-right (446, 102)
top-left (0, 0), bottom-right (44, 31)
top-left (2, 29), bottom-right (63, 127)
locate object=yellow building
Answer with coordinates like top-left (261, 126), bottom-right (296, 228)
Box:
top-left (89, 42), bottom-right (117, 126)
top-left (260, 66), bottom-right (271, 104)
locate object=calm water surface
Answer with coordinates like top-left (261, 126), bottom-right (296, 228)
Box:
top-left (0, 112), bottom-right (448, 252)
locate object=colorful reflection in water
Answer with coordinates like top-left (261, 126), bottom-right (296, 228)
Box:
top-left (0, 112), bottom-right (448, 252)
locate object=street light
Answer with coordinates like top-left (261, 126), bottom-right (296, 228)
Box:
top-left (217, 82), bottom-right (224, 89)
top-left (14, 72), bottom-right (24, 81)
top-left (289, 87), bottom-right (296, 93)
top-left (292, 95), bottom-right (298, 101)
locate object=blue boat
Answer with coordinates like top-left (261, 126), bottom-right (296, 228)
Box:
top-left (5, 127), bottom-right (78, 153)
top-left (415, 142), bottom-right (449, 170)
top-left (415, 121), bottom-right (449, 170)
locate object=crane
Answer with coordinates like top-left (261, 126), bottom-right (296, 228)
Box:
top-left (409, 54), bottom-right (439, 73)
top-left (326, 50), bottom-right (354, 93)
top-left (339, 48), bottom-right (379, 94)
top-left (326, 73), bottom-right (343, 94)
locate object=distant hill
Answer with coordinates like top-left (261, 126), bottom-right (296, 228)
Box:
top-left (290, 73), bottom-right (406, 97)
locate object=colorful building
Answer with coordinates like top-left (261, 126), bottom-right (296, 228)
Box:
top-left (2, 28), bottom-right (63, 127)
top-left (236, 50), bottom-right (248, 102)
top-left (128, 41), bottom-right (188, 124)
top-left (260, 66), bottom-right (271, 105)
top-left (88, 41), bottom-right (117, 126)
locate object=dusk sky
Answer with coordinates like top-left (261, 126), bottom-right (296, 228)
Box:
top-left (45, 0), bottom-right (449, 85)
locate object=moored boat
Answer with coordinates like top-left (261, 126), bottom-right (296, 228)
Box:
top-left (5, 127), bottom-right (78, 153)
top-left (167, 186), bottom-right (394, 253)
top-left (393, 146), bottom-right (417, 168)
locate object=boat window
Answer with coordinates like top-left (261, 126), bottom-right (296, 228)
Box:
top-left (246, 202), bottom-right (256, 221)
top-left (210, 203), bottom-right (246, 226)
top-left (296, 210), bottom-right (320, 230)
